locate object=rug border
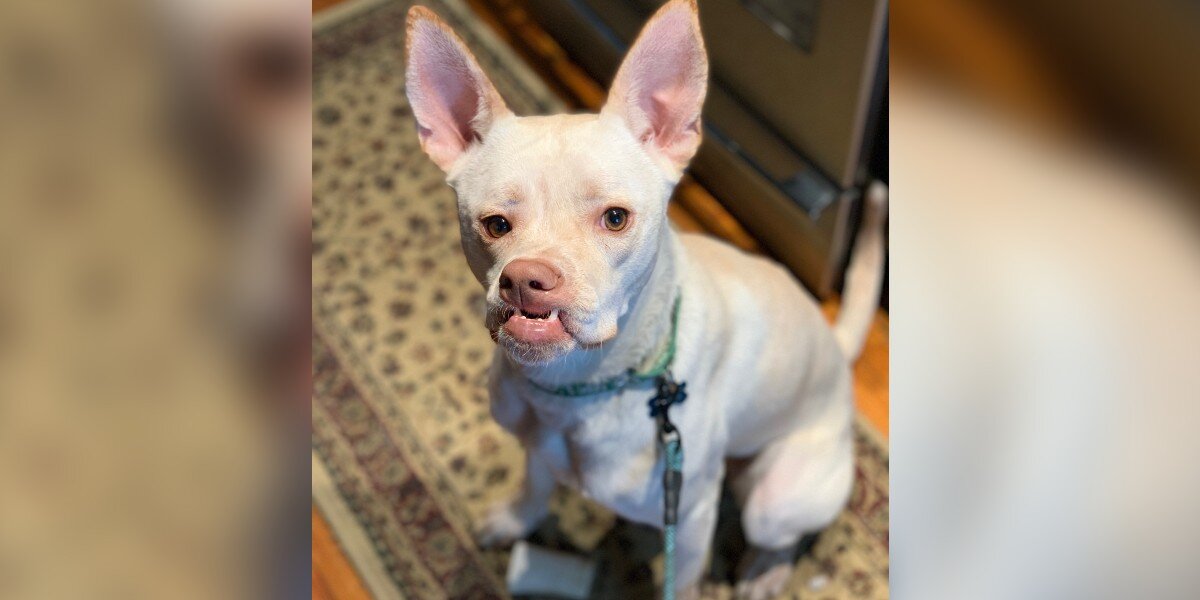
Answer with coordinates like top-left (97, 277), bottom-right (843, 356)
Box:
top-left (313, 316), bottom-right (511, 596)
top-left (313, 451), bottom-right (407, 600)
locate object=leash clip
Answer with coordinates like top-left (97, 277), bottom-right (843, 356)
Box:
top-left (648, 372), bottom-right (687, 416)
top-left (649, 373), bottom-right (686, 446)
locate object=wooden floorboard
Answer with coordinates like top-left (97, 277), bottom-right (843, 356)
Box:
top-left (312, 505), bottom-right (372, 600)
top-left (312, 0), bottom-right (348, 13)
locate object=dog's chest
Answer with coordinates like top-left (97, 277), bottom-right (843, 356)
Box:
top-left (528, 395), bottom-right (664, 525)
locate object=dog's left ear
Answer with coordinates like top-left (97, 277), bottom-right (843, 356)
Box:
top-left (405, 6), bottom-right (512, 172)
top-left (602, 0), bottom-right (708, 176)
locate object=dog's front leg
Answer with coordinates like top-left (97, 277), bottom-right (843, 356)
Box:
top-left (476, 446), bottom-right (555, 547)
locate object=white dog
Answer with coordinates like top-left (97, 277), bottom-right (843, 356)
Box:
top-left (405, 1), bottom-right (885, 597)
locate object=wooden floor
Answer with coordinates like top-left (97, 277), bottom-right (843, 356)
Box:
top-left (311, 1), bottom-right (888, 597)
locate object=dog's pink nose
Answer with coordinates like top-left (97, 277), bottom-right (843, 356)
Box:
top-left (499, 259), bottom-right (563, 310)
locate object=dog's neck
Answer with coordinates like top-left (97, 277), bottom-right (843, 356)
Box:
top-left (515, 228), bottom-right (681, 390)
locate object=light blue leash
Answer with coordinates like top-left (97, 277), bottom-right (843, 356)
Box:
top-left (650, 375), bottom-right (687, 600)
top-left (661, 432), bottom-right (683, 599)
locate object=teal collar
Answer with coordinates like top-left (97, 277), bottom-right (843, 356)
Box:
top-left (527, 294), bottom-right (681, 397)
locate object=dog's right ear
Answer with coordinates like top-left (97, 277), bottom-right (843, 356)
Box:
top-left (405, 7), bottom-right (511, 172)
top-left (602, 0), bottom-right (708, 177)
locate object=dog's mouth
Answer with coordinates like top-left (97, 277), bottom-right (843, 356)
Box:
top-left (499, 306), bottom-right (572, 346)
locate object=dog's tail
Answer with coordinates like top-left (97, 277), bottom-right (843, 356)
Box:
top-left (833, 181), bottom-right (887, 362)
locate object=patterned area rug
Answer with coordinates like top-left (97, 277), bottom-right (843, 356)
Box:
top-left (311, 1), bottom-right (889, 597)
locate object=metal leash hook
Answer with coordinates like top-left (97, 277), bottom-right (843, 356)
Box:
top-left (649, 373), bottom-right (687, 600)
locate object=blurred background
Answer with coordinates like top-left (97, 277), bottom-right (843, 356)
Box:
top-left (890, 0), bottom-right (1200, 599)
top-left (0, 0), bottom-right (309, 597)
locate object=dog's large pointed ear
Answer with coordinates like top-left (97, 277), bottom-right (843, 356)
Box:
top-left (602, 0), bottom-right (708, 176)
top-left (405, 7), bottom-right (511, 172)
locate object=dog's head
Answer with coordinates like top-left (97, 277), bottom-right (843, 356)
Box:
top-left (404, 0), bottom-right (707, 364)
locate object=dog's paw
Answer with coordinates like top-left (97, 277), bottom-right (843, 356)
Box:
top-left (475, 501), bottom-right (540, 548)
top-left (734, 546), bottom-right (795, 600)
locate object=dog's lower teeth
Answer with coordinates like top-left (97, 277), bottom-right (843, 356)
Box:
top-left (514, 308), bottom-right (558, 320)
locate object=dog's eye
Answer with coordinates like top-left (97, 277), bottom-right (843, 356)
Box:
top-left (482, 215), bottom-right (512, 238)
top-left (602, 208), bottom-right (630, 232)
